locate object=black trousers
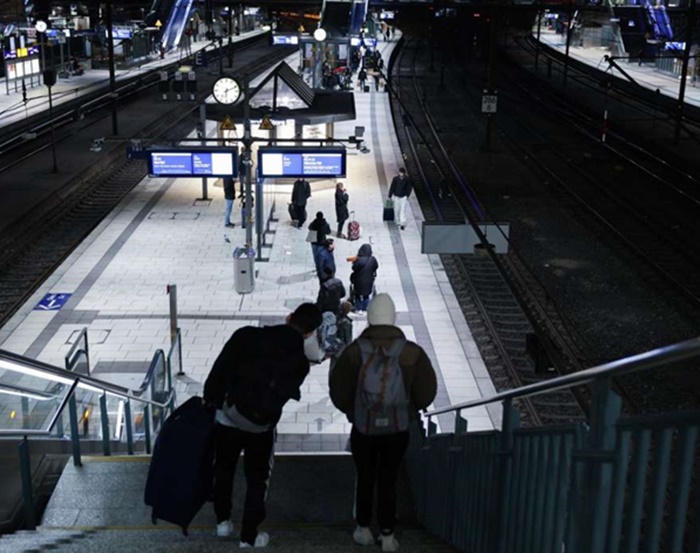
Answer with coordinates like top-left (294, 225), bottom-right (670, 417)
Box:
top-left (295, 205), bottom-right (307, 227)
top-left (213, 423), bottom-right (274, 544)
top-left (337, 217), bottom-right (347, 236)
top-left (350, 427), bottom-right (410, 533)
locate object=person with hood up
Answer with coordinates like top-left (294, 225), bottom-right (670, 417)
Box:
top-left (349, 243), bottom-right (378, 313)
top-left (329, 293), bottom-right (437, 551)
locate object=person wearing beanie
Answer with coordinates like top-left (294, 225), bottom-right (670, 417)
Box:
top-left (329, 293), bottom-right (437, 552)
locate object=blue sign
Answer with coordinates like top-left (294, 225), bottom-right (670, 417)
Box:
top-left (272, 35), bottom-right (299, 46)
top-left (148, 150), bottom-right (238, 178)
top-left (35, 293), bottom-right (72, 311)
top-left (258, 147), bottom-right (346, 178)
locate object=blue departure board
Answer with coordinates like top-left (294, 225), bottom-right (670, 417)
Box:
top-left (148, 150), bottom-right (238, 178)
top-left (258, 147), bottom-right (346, 178)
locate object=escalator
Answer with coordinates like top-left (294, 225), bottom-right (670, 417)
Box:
top-left (320, 1), bottom-right (352, 39)
top-left (145, 0), bottom-right (193, 51)
top-left (349, 0), bottom-right (368, 36)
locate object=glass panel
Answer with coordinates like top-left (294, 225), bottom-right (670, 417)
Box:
top-left (0, 371), bottom-right (73, 433)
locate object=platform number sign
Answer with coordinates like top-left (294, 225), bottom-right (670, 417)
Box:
top-left (482, 91), bottom-right (498, 114)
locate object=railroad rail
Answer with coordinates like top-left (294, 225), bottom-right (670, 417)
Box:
top-left (0, 43), bottom-right (292, 330)
top-left (390, 37), bottom-right (588, 426)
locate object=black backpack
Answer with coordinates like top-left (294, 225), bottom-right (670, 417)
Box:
top-left (225, 354), bottom-right (300, 426)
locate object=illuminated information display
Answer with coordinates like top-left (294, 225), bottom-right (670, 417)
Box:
top-left (148, 150), bottom-right (238, 177)
top-left (258, 147), bottom-right (346, 178)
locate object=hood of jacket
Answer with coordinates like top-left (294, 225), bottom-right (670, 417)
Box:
top-left (357, 243), bottom-right (372, 257)
top-left (357, 324), bottom-right (405, 347)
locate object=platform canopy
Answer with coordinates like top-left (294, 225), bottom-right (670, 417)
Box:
top-left (207, 61), bottom-right (356, 126)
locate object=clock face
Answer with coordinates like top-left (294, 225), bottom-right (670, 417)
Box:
top-left (212, 77), bottom-right (241, 105)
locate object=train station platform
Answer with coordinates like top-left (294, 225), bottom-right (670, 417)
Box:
top-left (0, 33), bottom-right (499, 453)
top-left (0, 29), bottom-right (267, 127)
top-left (536, 29), bottom-right (700, 108)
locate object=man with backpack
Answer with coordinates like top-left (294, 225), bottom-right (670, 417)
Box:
top-left (329, 294), bottom-right (437, 552)
top-left (203, 303), bottom-right (323, 548)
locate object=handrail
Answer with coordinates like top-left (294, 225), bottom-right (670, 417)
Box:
top-left (133, 349), bottom-right (167, 397)
top-left (64, 327), bottom-right (90, 375)
top-left (425, 337), bottom-right (700, 418)
top-left (0, 349), bottom-right (175, 414)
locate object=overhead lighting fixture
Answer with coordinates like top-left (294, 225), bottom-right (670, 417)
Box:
top-left (314, 27), bottom-right (327, 42)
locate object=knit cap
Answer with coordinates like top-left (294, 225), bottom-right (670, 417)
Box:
top-left (367, 293), bottom-right (396, 326)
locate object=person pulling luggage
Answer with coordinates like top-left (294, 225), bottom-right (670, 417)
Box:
top-left (203, 303), bottom-right (323, 548)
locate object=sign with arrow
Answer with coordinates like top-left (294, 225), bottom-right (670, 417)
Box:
top-left (34, 293), bottom-right (72, 311)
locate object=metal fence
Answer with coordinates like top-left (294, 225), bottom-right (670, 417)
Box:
top-left (408, 338), bottom-right (700, 553)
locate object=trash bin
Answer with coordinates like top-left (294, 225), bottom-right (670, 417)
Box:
top-left (233, 246), bottom-right (255, 294)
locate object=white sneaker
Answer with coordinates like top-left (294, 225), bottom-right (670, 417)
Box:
top-left (353, 526), bottom-right (375, 546)
top-left (240, 531), bottom-right (269, 548)
top-left (216, 520), bottom-right (233, 537)
top-left (380, 533), bottom-right (399, 552)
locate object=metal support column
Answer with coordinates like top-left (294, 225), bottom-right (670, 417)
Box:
top-left (674, 0), bottom-right (697, 144)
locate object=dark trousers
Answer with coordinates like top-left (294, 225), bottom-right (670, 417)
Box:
top-left (295, 205), bottom-right (307, 227)
top-left (213, 423), bottom-right (274, 544)
top-left (337, 217), bottom-right (347, 236)
top-left (350, 427), bottom-right (410, 533)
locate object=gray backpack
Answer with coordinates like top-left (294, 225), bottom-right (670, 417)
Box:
top-left (353, 338), bottom-right (409, 435)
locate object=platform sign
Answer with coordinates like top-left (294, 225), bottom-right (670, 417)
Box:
top-left (148, 150), bottom-right (238, 178)
top-left (34, 293), bottom-right (72, 311)
top-left (258, 147), bottom-right (346, 178)
top-left (482, 91), bottom-right (497, 113)
top-left (272, 35), bottom-right (299, 45)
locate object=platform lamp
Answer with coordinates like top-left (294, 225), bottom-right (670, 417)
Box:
top-left (36, 20), bottom-right (58, 173)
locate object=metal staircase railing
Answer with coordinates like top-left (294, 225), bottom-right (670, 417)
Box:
top-left (408, 337), bottom-right (700, 553)
top-left (0, 328), bottom-right (183, 530)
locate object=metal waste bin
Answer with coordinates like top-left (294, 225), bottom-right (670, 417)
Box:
top-left (233, 246), bottom-right (255, 294)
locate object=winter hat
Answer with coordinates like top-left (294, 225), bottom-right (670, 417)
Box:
top-left (367, 293), bottom-right (396, 326)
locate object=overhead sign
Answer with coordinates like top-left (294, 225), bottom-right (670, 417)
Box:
top-left (482, 91), bottom-right (497, 113)
top-left (148, 150), bottom-right (238, 178)
top-left (34, 293), bottom-right (72, 311)
top-left (258, 147), bottom-right (346, 178)
top-left (272, 35), bottom-right (299, 45)
top-left (220, 115), bottom-right (235, 130)
top-left (259, 114), bottom-right (274, 131)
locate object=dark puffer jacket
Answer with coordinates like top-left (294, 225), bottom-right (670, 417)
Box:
top-left (350, 244), bottom-right (378, 297)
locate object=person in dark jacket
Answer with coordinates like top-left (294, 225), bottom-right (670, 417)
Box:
top-left (317, 266), bottom-right (346, 315)
top-left (316, 239), bottom-right (336, 281)
top-left (308, 212), bottom-right (331, 276)
top-left (291, 178), bottom-right (311, 228)
top-left (204, 303), bottom-right (322, 548)
top-left (223, 176), bottom-right (236, 228)
top-left (350, 243), bottom-right (378, 312)
top-left (335, 182), bottom-right (349, 238)
top-left (358, 68), bottom-right (367, 91)
top-left (388, 167), bottom-right (412, 230)
top-left (329, 293), bottom-right (437, 551)
top-left (238, 146), bottom-right (251, 198)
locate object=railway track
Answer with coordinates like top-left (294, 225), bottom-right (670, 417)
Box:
top-left (390, 37), bottom-right (588, 426)
top-left (389, 27), bottom-right (700, 416)
top-left (0, 44), bottom-right (292, 329)
top-left (0, 35), bottom-right (268, 175)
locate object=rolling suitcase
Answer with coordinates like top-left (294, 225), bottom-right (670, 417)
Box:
top-left (288, 203), bottom-right (297, 226)
top-left (347, 211), bottom-right (361, 241)
top-left (383, 199), bottom-right (395, 222)
top-left (144, 396), bottom-right (215, 535)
